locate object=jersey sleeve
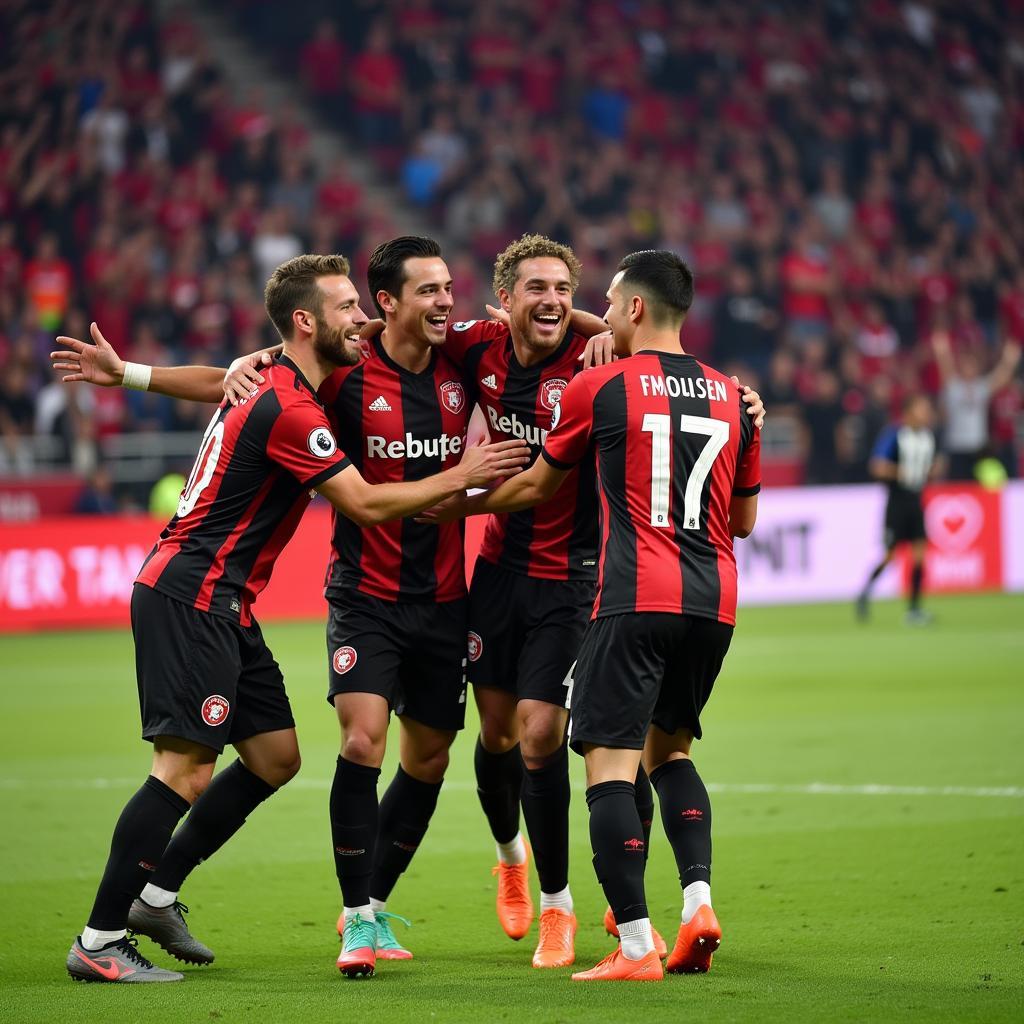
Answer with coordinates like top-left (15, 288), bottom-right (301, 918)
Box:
top-left (733, 400), bottom-right (761, 496)
top-left (444, 318), bottom-right (506, 367)
top-left (266, 397), bottom-right (351, 488)
top-left (871, 425), bottom-right (899, 463)
top-left (542, 372), bottom-right (594, 469)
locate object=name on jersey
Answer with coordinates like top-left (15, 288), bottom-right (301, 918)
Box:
top-left (639, 374), bottom-right (729, 403)
top-left (366, 432), bottom-right (463, 460)
top-left (486, 405), bottom-right (546, 447)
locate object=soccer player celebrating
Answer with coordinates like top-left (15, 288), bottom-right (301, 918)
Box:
top-left (53, 254), bottom-right (527, 983)
top-left (856, 393), bottom-right (939, 624)
top-left (426, 250), bottom-right (760, 981)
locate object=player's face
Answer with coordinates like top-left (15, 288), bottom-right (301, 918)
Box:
top-left (501, 257), bottom-right (573, 353)
top-left (604, 272), bottom-right (634, 355)
top-left (385, 256), bottom-right (453, 348)
top-left (314, 275), bottom-right (368, 367)
top-left (907, 397), bottom-right (932, 429)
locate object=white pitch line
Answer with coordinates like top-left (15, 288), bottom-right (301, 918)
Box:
top-left (1, 778), bottom-right (1022, 798)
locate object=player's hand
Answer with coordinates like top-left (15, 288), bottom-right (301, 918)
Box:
top-left (51, 322), bottom-right (124, 386)
top-left (457, 438), bottom-right (530, 489)
top-left (414, 492), bottom-right (468, 524)
top-left (731, 377), bottom-right (766, 429)
top-left (359, 317), bottom-right (385, 341)
top-left (485, 303), bottom-right (511, 327)
top-left (580, 331), bottom-right (616, 369)
top-left (223, 351), bottom-right (274, 405)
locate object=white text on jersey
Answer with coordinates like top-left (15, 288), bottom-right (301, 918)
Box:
top-left (366, 433), bottom-right (464, 460)
top-left (486, 405), bottom-right (546, 447)
top-left (638, 374), bottom-right (729, 403)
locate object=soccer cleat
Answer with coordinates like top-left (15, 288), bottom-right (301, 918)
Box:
top-left (532, 909), bottom-right (576, 968)
top-left (602, 906), bottom-right (668, 959)
top-left (905, 608), bottom-right (933, 626)
top-left (128, 898), bottom-right (214, 965)
top-left (855, 592), bottom-right (869, 621)
top-left (665, 905), bottom-right (722, 974)
top-left (493, 849), bottom-right (534, 939)
top-left (66, 935), bottom-right (184, 983)
top-left (571, 946), bottom-right (663, 982)
top-left (374, 911), bottom-right (413, 960)
top-left (336, 913), bottom-right (377, 978)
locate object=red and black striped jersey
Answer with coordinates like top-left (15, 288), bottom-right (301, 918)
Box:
top-left (445, 318), bottom-right (597, 581)
top-left (137, 354), bottom-right (350, 625)
top-left (543, 350), bottom-right (761, 625)
top-left (319, 336), bottom-right (471, 603)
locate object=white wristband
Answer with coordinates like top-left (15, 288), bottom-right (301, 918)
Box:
top-left (121, 362), bottom-right (152, 391)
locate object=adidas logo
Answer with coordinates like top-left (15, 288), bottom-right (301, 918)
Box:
top-left (368, 395), bottom-right (393, 412)
top-left (481, 374), bottom-right (497, 390)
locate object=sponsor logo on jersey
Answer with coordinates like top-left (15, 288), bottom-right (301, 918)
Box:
top-left (369, 395), bottom-right (393, 412)
top-left (480, 373), bottom-right (497, 390)
top-left (467, 630), bottom-right (483, 662)
top-left (366, 432), bottom-right (464, 460)
top-left (540, 377), bottom-right (567, 411)
top-left (307, 426), bottom-right (338, 458)
top-left (333, 646), bottom-right (357, 675)
top-left (486, 405), bottom-right (546, 446)
top-left (452, 320), bottom-right (477, 332)
top-left (440, 380), bottom-right (466, 414)
top-left (201, 694), bottom-right (230, 727)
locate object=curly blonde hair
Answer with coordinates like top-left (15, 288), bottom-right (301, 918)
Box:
top-left (492, 234), bottom-right (582, 297)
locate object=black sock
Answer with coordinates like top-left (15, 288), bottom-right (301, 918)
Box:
top-left (370, 766), bottom-right (443, 902)
top-left (474, 737), bottom-right (522, 844)
top-left (521, 743), bottom-right (570, 894)
top-left (87, 776), bottom-right (191, 930)
top-left (330, 756), bottom-right (381, 908)
top-left (863, 560), bottom-right (887, 595)
top-left (586, 780), bottom-right (647, 924)
top-left (651, 759), bottom-right (712, 888)
top-left (909, 563), bottom-right (924, 610)
top-left (149, 759), bottom-right (276, 894)
top-left (634, 765), bottom-right (655, 865)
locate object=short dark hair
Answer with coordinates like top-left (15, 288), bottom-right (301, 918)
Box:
top-left (616, 250), bottom-right (695, 326)
top-left (264, 253), bottom-right (350, 341)
top-left (367, 235), bottom-right (443, 317)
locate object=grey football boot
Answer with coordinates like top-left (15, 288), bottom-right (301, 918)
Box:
top-left (128, 898), bottom-right (215, 964)
top-left (67, 935), bottom-right (184, 982)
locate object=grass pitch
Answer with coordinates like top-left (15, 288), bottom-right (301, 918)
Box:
top-left (1, 593), bottom-right (1022, 1023)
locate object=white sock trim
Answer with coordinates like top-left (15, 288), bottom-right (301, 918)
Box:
top-left (540, 885), bottom-right (573, 912)
top-left (343, 904), bottom-right (375, 924)
top-left (617, 916), bottom-right (655, 959)
top-left (369, 897), bottom-right (387, 915)
top-left (140, 883), bottom-right (177, 908)
top-left (81, 927), bottom-right (126, 950)
top-left (682, 880), bottom-right (712, 924)
top-left (495, 832), bottom-right (527, 865)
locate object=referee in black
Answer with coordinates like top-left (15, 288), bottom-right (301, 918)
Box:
top-left (857, 394), bottom-right (940, 624)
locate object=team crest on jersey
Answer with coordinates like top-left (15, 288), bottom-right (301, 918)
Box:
top-left (201, 694), bottom-right (230, 727)
top-left (467, 631), bottom-right (483, 662)
top-left (451, 320), bottom-right (477, 332)
top-left (307, 427), bottom-right (337, 458)
top-left (440, 381), bottom-right (466, 414)
top-left (333, 646), bottom-right (357, 675)
top-left (540, 378), bottom-right (567, 412)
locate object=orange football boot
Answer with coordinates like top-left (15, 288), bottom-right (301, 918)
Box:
top-left (665, 905), bottom-right (722, 974)
top-left (571, 946), bottom-right (663, 982)
top-left (602, 906), bottom-right (668, 959)
top-left (493, 848), bottom-right (534, 939)
top-left (532, 909), bottom-right (577, 968)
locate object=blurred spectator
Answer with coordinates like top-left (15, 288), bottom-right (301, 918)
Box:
top-left (74, 465), bottom-right (119, 515)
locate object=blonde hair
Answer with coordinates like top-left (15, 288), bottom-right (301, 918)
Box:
top-left (492, 234), bottom-right (582, 296)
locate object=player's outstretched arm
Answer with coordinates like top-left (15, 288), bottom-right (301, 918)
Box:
top-left (469, 457), bottom-right (569, 517)
top-left (989, 339), bottom-right (1022, 392)
top-left (317, 439), bottom-right (530, 526)
top-left (51, 322), bottom-right (231, 403)
top-left (222, 348), bottom-right (281, 405)
top-left (729, 495), bottom-right (758, 538)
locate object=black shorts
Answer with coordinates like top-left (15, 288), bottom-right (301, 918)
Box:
top-left (468, 558), bottom-right (595, 707)
top-left (131, 584), bottom-right (294, 755)
top-left (567, 613), bottom-right (733, 753)
top-left (884, 489), bottom-right (926, 547)
top-left (326, 590), bottom-right (467, 732)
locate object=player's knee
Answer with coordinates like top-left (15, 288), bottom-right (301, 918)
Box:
top-left (341, 731), bottom-right (385, 767)
top-left (479, 718), bottom-right (517, 753)
top-left (175, 763), bottom-right (216, 804)
top-left (264, 749), bottom-right (301, 787)
top-left (408, 746), bottom-right (449, 784)
top-left (518, 710), bottom-right (565, 763)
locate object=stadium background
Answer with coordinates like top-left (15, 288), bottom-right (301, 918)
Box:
top-left (0, 1), bottom-right (1020, 1020)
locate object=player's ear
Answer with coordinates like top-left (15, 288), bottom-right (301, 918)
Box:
top-left (293, 308), bottom-right (315, 337)
top-left (377, 289), bottom-right (396, 315)
top-left (630, 294), bottom-right (644, 324)
top-left (498, 288), bottom-right (513, 313)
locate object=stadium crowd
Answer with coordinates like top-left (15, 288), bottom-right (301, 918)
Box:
top-left (2, 0), bottom-right (1023, 486)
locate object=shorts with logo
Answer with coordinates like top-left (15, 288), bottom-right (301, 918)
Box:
top-left (468, 558), bottom-right (595, 707)
top-left (131, 583), bottom-right (294, 754)
top-left (884, 488), bottom-right (926, 547)
top-left (326, 589), bottom-right (468, 732)
top-left (567, 612), bottom-right (733, 753)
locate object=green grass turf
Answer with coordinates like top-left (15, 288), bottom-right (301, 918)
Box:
top-left (1, 592), bottom-right (1022, 1022)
